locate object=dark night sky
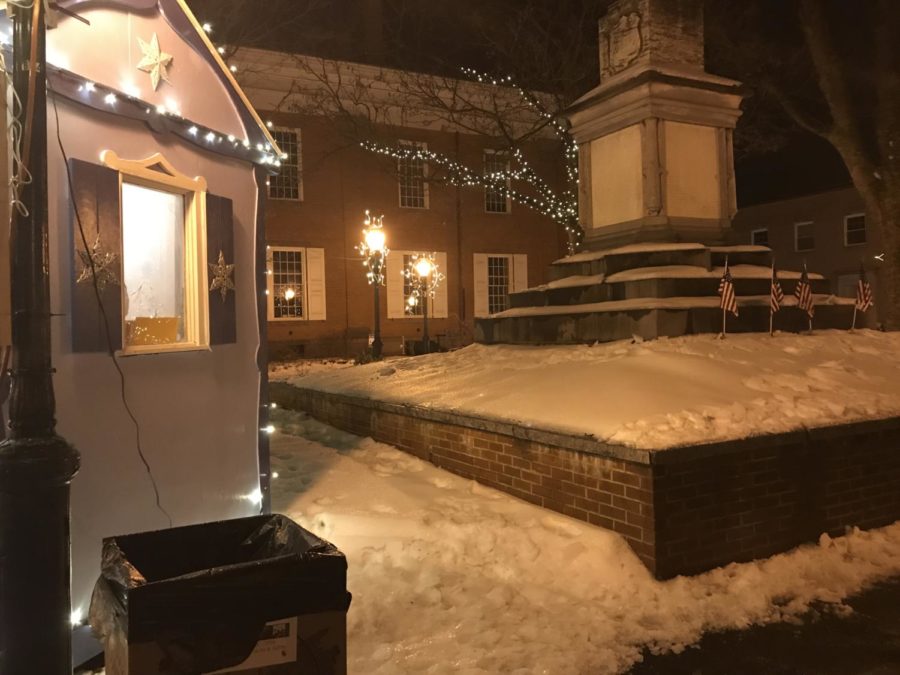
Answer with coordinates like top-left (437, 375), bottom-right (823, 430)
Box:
top-left (186, 0), bottom-right (852, 207)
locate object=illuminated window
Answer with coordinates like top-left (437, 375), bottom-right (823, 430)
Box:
top-left (402, 254), bottom-right (424, 316)
top-left (844, 213), bottom-right (866, 246)
top-left (398, 140), bottom-right (428, 209)
top-left (268, 129), bottom-right (302, 200)
top-left (266, 246), bottom-right (327, 321)
top-left (122, 184), bottom-right (188, 347)
top-left (484, 150), bottom-right (511, 214)
top-left (103, 151), bottom-right (209, 354)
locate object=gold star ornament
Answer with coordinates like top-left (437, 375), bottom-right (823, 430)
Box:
top-left (209, 250), bottom-right (235, 302)
top-left (76, 234), bottom-right (119, 291)
top-left (137, 33), bottom-right (173, 90)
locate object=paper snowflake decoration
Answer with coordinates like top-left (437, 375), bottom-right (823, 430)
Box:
top-left (209, 250), bottom-right (235, 302)
top-left (137, 33), bottom-right (173, 91)
top-left (76, 235), bottom-right (119, 291)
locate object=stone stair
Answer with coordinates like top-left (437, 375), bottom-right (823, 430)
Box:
top-left (475, 243), bottom-right (860, 345)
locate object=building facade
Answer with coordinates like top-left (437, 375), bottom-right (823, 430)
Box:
top-left (236, 48), bottom-right (566, 357)
top-left (732, 186), bottom-right (886, 324)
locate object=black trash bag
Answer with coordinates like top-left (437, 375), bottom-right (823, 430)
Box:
top-left (90, 514), bottom-right (351, 674)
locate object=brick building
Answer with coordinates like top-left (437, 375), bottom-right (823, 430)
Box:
top-left (236, 48), bottom-right (566, 357)
top-left (732, 186), bottom-right (886, 324)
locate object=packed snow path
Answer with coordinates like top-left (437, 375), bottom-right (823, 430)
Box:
top-left (270, 409), bottom-right (900, 674)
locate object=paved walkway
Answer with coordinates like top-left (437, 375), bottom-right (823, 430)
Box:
top-left (630, 577), bottom-right (900, 674)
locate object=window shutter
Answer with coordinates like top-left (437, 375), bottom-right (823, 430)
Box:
top-left (386, 252), bottom-right (405, 318)
top-left (433, 252), bottom-right (449, 318)
top-left (305, 248), bottom-right (326, 320)
top-left (473, 254), bottom-right (489, 318)
top-left (206, 193), bottom-right (237, 345)
top-left (69, 159), bottom-right (123, 353)
top-left (513, 254), bottom-right (528, 292)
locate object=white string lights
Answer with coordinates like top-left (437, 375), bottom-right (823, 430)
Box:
top-left (363, 66), bottom-right (585, 253)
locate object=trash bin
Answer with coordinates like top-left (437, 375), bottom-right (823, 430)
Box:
top-left (89, 514), bottom-right (351, 675)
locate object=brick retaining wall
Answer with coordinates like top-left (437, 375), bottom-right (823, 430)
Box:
top-left (272, 382), bottom-right (900, 579)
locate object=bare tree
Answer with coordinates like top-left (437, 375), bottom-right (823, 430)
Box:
top-left (708, 0), bottom-right (900, 328)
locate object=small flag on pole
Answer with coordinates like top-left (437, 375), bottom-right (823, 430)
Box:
top-left (770, 262), bottom-right (784, 313)
top-left (719, 258), bottom-right (738, 317)
top-left (794, 264), bottom-right (814, 319)
top-left (855, 265), bottom-right (874, 313)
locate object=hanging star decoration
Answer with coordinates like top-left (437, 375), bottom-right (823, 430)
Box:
top-left (76, 235), bottom-right (119, 291)
top-left (137, 33), bottom-right (173, 91)
top-left (209, 250), bottom-right (235, 302)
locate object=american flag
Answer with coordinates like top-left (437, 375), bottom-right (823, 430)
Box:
top-left (770, 262), bottom-right (784, 313)
top-left (794, 265), bottom-right (814, 318)
top-left (718, 258), bottom-right (738, 317)
top-left (856, 265), bottom-right (874, 312)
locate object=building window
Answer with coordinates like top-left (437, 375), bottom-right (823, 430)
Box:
top-left (101, 151), bottom-right (208, 354)
top-left (484, 150), bottom-right (511, 214)
top-left (844, 213), bottom-right (866, 246)
top-left (270, 248), bottom-right (304, 318)
top-left (474, 253), bottom-right (526, 317)
top-left (794, 221), bottom-right (815, 252)
top-left (402, 254), bottom-right (425, 315)
top-left (266, 246), bottom-right (327, 321)
top-left (751, 228), bottom-right (768, 246)
top-left (398, 140), bottom-right (428, 209)
top-left (487, 256), bottom-right (511, 313)
top-left (122, 184), bottom-right (189, 348)
top-left (268, 129), bottom-right (302, 201)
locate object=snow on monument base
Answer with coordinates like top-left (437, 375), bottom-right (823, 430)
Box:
top-left (475, 244), bottom-right (862, 345)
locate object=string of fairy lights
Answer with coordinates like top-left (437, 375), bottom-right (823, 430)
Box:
top-left (362, 67), bottom-right (584, 253)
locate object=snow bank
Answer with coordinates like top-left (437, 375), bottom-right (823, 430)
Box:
top-left (278, 330), bottom-right (900, 450)
top-left (270, 409), bottom-right (900, 675)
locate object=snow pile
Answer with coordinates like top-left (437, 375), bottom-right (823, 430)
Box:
top-left (277, 330), bottom-right (900, 450)
top-left (269, 357), bottom-right (354, 380)
top-left (271, 409), bottom-right (900, 675)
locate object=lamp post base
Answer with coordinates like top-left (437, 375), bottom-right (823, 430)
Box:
top-left (0, 435), bottom-right (80, 674)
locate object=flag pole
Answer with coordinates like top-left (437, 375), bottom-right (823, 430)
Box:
top-left (721, 305), bottom-right (727, 338)
top-left (851, 304), bottom-right (858, 331)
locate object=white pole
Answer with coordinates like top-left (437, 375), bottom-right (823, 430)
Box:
top-left (769, 308), bottom-right (774, 336)
top-left (851, 305), bottom-right (858, 331)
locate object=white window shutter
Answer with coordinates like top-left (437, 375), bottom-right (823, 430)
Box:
top-left (513, 254), bottom-right (528, 292)
top-left (433, 252), bottom-right (448, 318)
top-left (473, 254), bottom-right (489, 318)
top-left (305, 248), bottom-right (326, 320)
top-left (386, 252), bottom-right (405, 318)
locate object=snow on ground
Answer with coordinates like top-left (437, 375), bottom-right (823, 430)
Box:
top-left (270, 408), bottom-right (900, 675)
top-left (275, 330), bottom-right (900, 450)
top-left (269, 357), bottom-right (355, 380)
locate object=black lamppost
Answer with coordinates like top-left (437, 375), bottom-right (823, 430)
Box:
top-left (359, 211), bottom-right (388, 360)
top-left (413, 256), bottom-right (434, 353)
top-left (0, 2), bottom-right (80, 672)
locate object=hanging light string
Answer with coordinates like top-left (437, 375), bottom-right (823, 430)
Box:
top-left (362, 66), bottom-right (584, 253)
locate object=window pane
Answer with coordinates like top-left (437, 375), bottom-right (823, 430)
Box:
top-left (484, 151), bottom-right (510, 213)
top-left (122, 183), bottom-right (185, 347)
top-left (846, 215), bottom-right (866, 245)
top-left (751, 229), bottom-right (768, 246)
top-left (272, 250), bottom-right (304, 318)
top-left (487, 256), bottom-right (510, 314)
top-left (795, 223), bottom-right (814, 251)
top-left (268, 130), bottom-right (301, 200)
top-left (403, 254), bottom-right (424, 315)
top-left (399, 142), bottom-right (427, 208)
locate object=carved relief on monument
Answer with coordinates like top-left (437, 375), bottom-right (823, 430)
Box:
top-left (600, 0), bottom-right (646, 78)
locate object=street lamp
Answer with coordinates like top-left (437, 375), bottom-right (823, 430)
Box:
top-left (403, 253), bottom-right (443, 354)
top-left (358, 211), bottom-right (388, 359)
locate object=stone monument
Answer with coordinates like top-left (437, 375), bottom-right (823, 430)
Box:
top-left (568, 0), bottom-right (742, 249)
top-left (474, 0), bottom-right (857, 346)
